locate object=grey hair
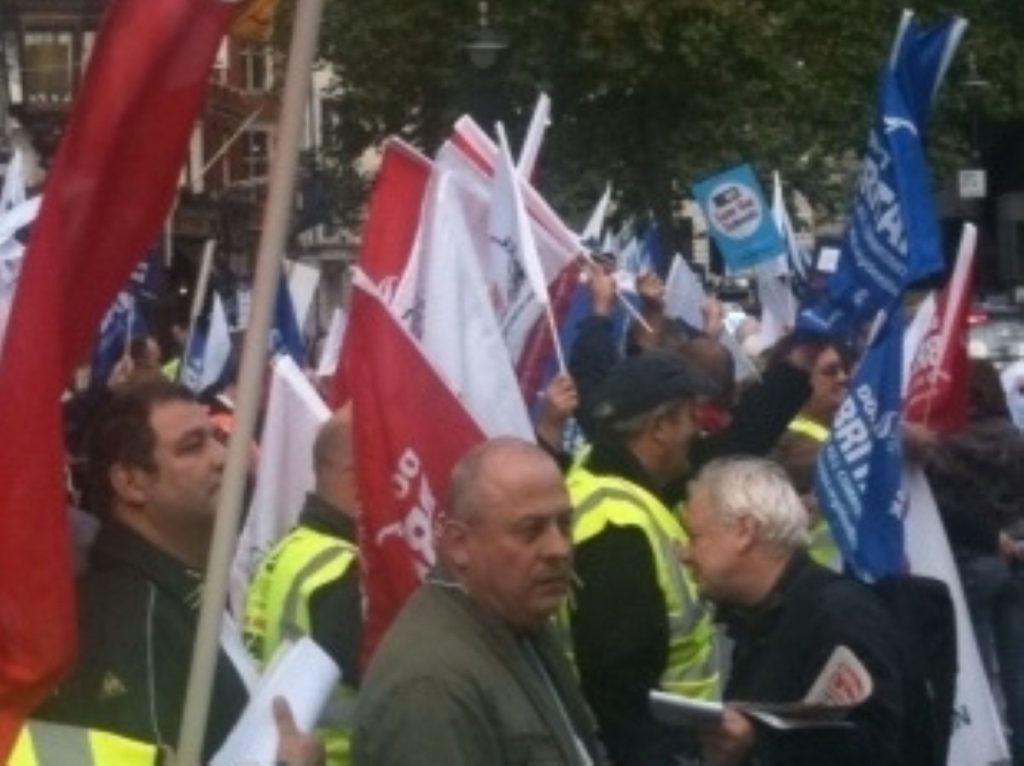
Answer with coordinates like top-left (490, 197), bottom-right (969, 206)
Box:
top-left (689, 457), bottom-right (810, 550)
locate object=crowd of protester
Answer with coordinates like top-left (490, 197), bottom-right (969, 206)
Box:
top-left (15, 256), bottom-right (1024, 766)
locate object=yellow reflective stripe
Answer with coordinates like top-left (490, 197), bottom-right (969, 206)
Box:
top-left (13, 722), bottom-right (93, 766)
top-left (280, 545), bottom-right (355, 641)
top-left (12, 722), bottom-right (160, 766)
top-left (246, 528), bottom-right (356, 663)
top-left (787, 415), bottom-right (829, 443)
top-left (568, 468), bottom-right (718, 698)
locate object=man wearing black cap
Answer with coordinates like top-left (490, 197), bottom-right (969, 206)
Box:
top-left (565, 351), bottom-right (722, 766)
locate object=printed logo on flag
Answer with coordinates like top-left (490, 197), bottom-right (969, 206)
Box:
top-left (815, 309), bottom-right (906, 579)
top-left (692, 164), bottom-right (783, 273)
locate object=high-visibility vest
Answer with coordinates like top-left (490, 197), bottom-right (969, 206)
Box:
top-left (566, 465), bottom-right (720, 700)
top-left (245, 526), bottom-right (358, 766)
top-left (786, 414), bottom-right (842, 571)
top-left (10, 720), bottom-right (163, 766)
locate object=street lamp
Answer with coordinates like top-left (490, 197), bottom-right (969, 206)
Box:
top-left (464, 1), bottom-right (507, 71)
top-left (958, 53), bottom-right (989, 203)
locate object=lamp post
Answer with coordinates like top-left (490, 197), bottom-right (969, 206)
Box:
top-left (463, 1), bottom-right (507, 130)
top-left (958, 53), bottom-right (989, 206)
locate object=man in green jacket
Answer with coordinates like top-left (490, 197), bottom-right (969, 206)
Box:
top-left (352, 438), bottom-right (607, 765)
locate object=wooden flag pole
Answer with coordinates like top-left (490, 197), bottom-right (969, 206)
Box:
top-left (175, 0), bottom-right (325, 761)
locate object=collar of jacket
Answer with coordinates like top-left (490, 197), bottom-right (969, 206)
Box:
top-left (584, 440), bottom-right (674, 507)
top-left (89, 521), bottom-right (205, 612)
top-left (716, 551), bottom-right (812, 640)
top-left (298, 492), bottom-right (357, 543)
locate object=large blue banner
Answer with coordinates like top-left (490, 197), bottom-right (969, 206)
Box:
top-left (798, 15), bottom-right (965, 336)
top-left (814, 309), bottom-right (906, 579)
top-left (691, 164), bottom-right (783, 273)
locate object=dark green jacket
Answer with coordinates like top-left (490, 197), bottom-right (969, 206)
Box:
top-left (352, 574), bottom-right (607, 766)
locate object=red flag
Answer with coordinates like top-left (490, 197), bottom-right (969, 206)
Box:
top-left (0, 0), bottom-right (235, 755)
top-left (905, 224), bottom-right (977, 433)
top-left (328, 140), bottom-right (430, 408)
top-left (346, 272), bottom-right (485, 667)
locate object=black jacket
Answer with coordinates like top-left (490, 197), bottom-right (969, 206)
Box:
top-left (720, 554), bottom-right (906, 766)
top-left (570, 443), bottom-right (699, 766)
top-left (923, 415), bottom-right (1024, 555)
top-left (35, 522), bottom-right (248, 760)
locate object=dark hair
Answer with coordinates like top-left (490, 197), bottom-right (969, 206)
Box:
top-left (85, 378), bottom-right (197, 518)
top-left (128, 335), bottom-right (155, 364)
top-left (969, 358), bottom-right (1010, 419)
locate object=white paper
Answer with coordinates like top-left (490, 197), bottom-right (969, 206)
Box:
top-left (211, 637), bottom-right (340, 766)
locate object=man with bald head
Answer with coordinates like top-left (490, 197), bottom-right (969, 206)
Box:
top-left (352, 437), bottom-right (607, 766)
top-left (244, 406), bottom-right (361, 765)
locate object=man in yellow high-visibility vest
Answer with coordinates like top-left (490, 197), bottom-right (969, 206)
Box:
top-left (245, 407), bottom-right (361, 765)
top-left (566, 352), bottom-right (722, 766)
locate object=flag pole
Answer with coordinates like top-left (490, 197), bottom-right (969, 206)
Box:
top-left (176, 238), bottom-right (216, 384)
top-left (175, 0), bottom-right (325, 760)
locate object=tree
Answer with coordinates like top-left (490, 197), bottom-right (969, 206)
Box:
top-left (315, 0), bottom-right (1024, 234)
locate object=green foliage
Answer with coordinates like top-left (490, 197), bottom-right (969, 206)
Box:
top-left (313, 0), bottom-right (1024, 231)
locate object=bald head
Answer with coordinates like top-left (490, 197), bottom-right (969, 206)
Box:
top-left (446, 437), bottom-right (563, 524)
top-left (313, 405), bottom-right (357, 515)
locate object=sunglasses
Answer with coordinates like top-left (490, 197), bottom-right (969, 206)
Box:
top-left (815, 362), bottom-right (848, 378)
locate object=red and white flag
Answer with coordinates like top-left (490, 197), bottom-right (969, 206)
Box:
top-left (328, 139), bottom-right (431, 408)
top-left (391, 168), bottom-right (535, 439)
top-left (345, 271), bottom-right (486, 667)
top-left (0, 0), bottom-right (237, 755)
top-left (904, 223), bottom-right (976, 433)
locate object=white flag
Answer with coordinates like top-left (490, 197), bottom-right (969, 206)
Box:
top-left (315, 306), bottom-right (347, 378)
top-left (663, 255), bottom-right (706, 331)
top-left (903, 466), bottom-right (1011, 766)
top-left (287, 260), bottom-right (321, 330)
top-left (580, 183), bottom-right (612, 248)
top-left (394, 168), bottom-right (534, 440)
top-left (229, 354), bottom-right (330, 616)
top-left (182, 291), bottom-right (231, 393)
top-left (517, 91), bottom-right (551, 179)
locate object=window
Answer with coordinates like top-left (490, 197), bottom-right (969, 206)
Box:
top-left (242, 127), bottom-right (271, 181)
top-left (241, 44), bottom-right (273, 92)
top-left (22, 31), bottom-right (74, 105)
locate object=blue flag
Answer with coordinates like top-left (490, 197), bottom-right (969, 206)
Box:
top-left (814, 309), bottom-right (906, 579)
top-left (691, 164), bottom-right (783, 273)
top-left (181, 290), bottom-right (231, 394)
top-left (798, 14), bottom-right (965, 336)
top-left (271, 274), bottom-right (306, 365)
top-left (640, 223), bottom-right (666, 278)
top-left (89, 245), bottom-right (162, 387)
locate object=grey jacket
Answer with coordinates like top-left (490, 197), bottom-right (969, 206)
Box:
top-left (352, 576), bottom-right (607, 766)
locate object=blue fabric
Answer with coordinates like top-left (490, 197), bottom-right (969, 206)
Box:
top-left (691, 164), bottom-right (783, 273)
top-left (88, 245), bottom-right (161, 387)
top-left (814, 309), bottom-right (906, 579)
top-left (271, 273), bottom-right (306, 365)
top-left (798, 17), bottom-right (962, 336)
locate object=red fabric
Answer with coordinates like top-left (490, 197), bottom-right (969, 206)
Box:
top-left (515, 260), bottom-right (582, 400)
top-left (905, 257), bottom-right (975, 434)
top-left (328, 140), bottom-right (430, 408)
top-left (347, 279), bottom-right (485, 669)
top-left (0, 0), bottom-right (234, 755)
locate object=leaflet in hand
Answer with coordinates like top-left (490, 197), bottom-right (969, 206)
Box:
top-left (211, 636), bottom-right (341, 766)
top-left (649, 645), bottom-right (872, 731)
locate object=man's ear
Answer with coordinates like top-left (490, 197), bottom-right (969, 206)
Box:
top-left (734, 514), bottom-right (759, 553)
top-left (109, 462), bottom-right (149, 509)
top-left (442, 520), bottom-right (472, 570)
